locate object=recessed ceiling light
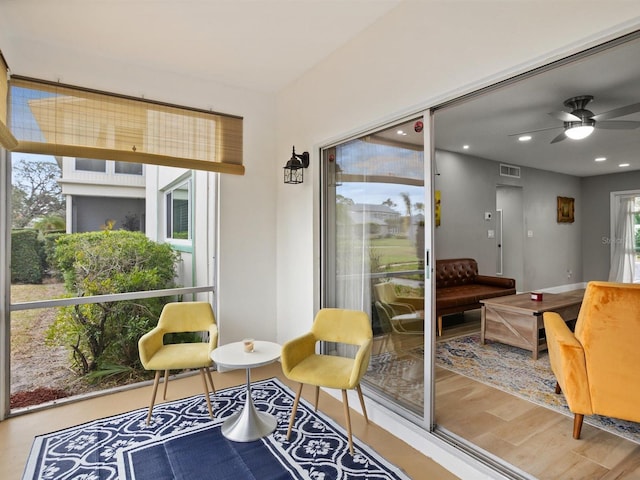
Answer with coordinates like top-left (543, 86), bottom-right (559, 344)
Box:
top-left (594, 157), bottom-right (607, 162)
top-left (619, 163), bottom-right (630, 168)
top-left (397, 130), bottom-right (407, 136)
top-left (518, 135), bottom-right (532, 142)
top-left (463, 145), bottom-right (469, 150)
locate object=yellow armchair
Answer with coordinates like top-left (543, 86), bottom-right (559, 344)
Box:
top-left (281, 308), bottom-right (373, 455)
top-left (373, 282), bottom-right (424, 316)
top-left (138, 301), bottom-right (218, 424)
top-left (543, 281), bottom-right (640, 439)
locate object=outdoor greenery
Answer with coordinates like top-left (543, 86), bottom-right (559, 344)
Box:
top-left (10, 229), bottom-right (45, 284)
top-left (46, 230), bottom-right (180, 378)
top-left (12, 158), bottom-right (65, 229)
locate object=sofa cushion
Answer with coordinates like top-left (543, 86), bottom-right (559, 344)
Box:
top-left (437, 284), bottom-right (515, 309)
top-left (435, 258), bottom-right (478, 288)
top-left (435, 258), bottom-right (516, 319)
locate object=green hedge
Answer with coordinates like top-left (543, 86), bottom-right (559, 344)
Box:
top-left (11, 229), bottom-right (44, 284)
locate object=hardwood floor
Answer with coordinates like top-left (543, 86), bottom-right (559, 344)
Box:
top-left (434, 312), bottom-right (640, 480)
top-left (0, 362), bottom-right (458, 480)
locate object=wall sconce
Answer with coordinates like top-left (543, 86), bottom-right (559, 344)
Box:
top-left (284, 146), bottom-right (309, 184)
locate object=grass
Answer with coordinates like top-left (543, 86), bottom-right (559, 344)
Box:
top-left (10, 281), bottom-right (66, 356)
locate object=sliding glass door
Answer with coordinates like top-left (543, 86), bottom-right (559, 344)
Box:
top-left (321, 116), bottom-right (433, 418)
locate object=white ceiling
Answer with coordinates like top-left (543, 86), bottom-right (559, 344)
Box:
top-left (1, 1), bottom-right (638, 178)
top-left (0, 0), bottom-right (401, 93)
top-left (432, 35), bottom-right (640, 178)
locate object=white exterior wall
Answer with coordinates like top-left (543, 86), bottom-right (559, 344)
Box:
top-left (276, 2), bottom-right (640, 478)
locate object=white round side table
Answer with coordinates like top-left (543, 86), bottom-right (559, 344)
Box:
top-left (211, 340), bottom-right (281, 442)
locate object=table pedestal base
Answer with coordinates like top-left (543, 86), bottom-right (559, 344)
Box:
top-left (221, 368), bottom-right (277, 442)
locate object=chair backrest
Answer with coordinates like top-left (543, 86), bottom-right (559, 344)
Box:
top-left (311, 308), bottom-right (372, 346)
top-left (373, 283), bottom-right (396, 304)
top-left (374, 301), bottom-right (393, 333)
top-left (157, 302), bottom-right (216, 333)
top-left (575, 281), bottom-right (640, 416)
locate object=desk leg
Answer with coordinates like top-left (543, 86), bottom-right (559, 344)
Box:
top-left (221, 368), bottom-right (277, 442)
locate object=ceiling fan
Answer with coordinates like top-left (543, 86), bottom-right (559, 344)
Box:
top-left (512, 95), bottom-right (640, 144)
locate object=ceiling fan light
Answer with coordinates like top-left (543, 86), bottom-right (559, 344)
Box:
top-left (565, 125), bottom-right (594, 140)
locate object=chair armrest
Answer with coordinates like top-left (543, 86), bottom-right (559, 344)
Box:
top-left (349, 338), bottom-right (373, 388)
top-left (281, 332), bottom-right (317, 375)
top-left (475, 275), bottom-right (515, 289)
top-left (543, 312), bottom-right (593, 415)
top-left (388, 301), bottom-right (416, 315)
top-left (208, 323), bottom-right (219, 351)
top-left (138, 327), bottom-right (165, 368)
top-left (394, 296), bottom-right (424, 310)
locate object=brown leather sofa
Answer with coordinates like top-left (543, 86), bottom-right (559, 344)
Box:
top-left (436, 258), bottom-right (515, 335)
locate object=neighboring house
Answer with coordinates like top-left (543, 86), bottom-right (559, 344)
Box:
top-left (57, 157), bottom-right (214, 289)
top-left (57, 156), bottom-right (146, 233)
top-left (347, 203), bottom-right (401, 238)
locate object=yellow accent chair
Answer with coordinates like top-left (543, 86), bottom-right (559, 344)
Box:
top-left (138, 301), bottom-right (218, 425)
top-left (543, 281), bottom-right (640, 439)
top-left (374, 301), bottom-right (423, 334)
top-left (281, 308), bottom-right (373, 455)
top-left (373, 282), bottom-right (424, 316)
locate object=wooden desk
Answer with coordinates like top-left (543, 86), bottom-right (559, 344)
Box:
top-left (480, 290), bottom-right (584, 359)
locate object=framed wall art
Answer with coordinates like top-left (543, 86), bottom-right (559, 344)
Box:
top-left (557, 196), bottom-right (574, 223)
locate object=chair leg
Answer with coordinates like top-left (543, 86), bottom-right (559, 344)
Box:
top-left (205, 366), bottom-right (216, 395)
top-left (162, 369), bottom-right (170, 400)
top-left (199, 368), bottom-right (214, 419)
top-left (437, 316), bottom-right (443, 336)
top-left (356, 385), bottom-right (368, 423)
top-left (573, 414), bottom-right (584, 439)
top-left (314, 385), bottom-right (320, 411)
top-left (555, 382), bottom-right (562, 394)
top-left (287, 383), bottom-right (304, 441)
top-left (146, 370), bottom-right (162, 425)
top-left (342, 389), bottom-right (355, 455)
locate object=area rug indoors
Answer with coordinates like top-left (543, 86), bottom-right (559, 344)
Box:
top-left (23, 378), bottom-right (410, 480)
top-left (435, 334), bottom-right (640, 444)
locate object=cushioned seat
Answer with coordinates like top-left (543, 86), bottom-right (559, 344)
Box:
top-left (138, 301), bottom-right (218, 425)
top-left (281, 308), bottom-right (373, 455)
top-left (435, 258), bottom-right (515, 335)
top-left (543, 281), bottom-right (640, 439)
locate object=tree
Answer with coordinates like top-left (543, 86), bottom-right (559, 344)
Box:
top-left (12, 158), bottom-right (65, 228)
top-left (400, 192), bottom-right (412, 235)
top-left (47, 230), bottom-right (180, 376)
top-left (382, 198), bottom-right (396, 208)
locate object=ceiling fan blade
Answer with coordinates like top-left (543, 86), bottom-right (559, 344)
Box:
top-left (595, 120), bottom-right (640, 130)
top-left (548, 111), bottom-right (580, 122)
top-left (592, 102), bottom-right (640, 121)
top-left (508, 126), bottom-right (562, 137)
top-left (550, 131), bottom-right (567, 144)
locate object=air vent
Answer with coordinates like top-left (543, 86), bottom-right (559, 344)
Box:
top-left (500, 164), bottom-right (521, 178)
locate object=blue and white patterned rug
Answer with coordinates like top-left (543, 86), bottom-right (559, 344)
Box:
top-left (23, 378), bottom-right (411, 480)
top-left (436, 334), bottom-right (640, 444)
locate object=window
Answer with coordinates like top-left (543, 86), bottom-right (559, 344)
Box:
top-left (115, 161), bottom-right (143, 175)
top-left (166, 180), bottom-right (191, 241)
top-left (75, 157), bottom-right (106, 172)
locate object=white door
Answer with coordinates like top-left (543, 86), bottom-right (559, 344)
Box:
top-left (496, 185), bottom-right (524, 291)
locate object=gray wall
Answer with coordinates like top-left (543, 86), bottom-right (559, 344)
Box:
top-left (434, 150), bottom-right (582, 292)
top-left (581, 170), bottom-right (640, 281)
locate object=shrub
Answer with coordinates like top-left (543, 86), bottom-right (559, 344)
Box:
top-left (11, 229), bottom-right (44, 283)
top-left (47, 230), bottom-right (180, 375)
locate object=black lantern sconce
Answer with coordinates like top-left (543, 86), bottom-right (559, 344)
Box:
top-left (283, 146), bottom-right (309, 184)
